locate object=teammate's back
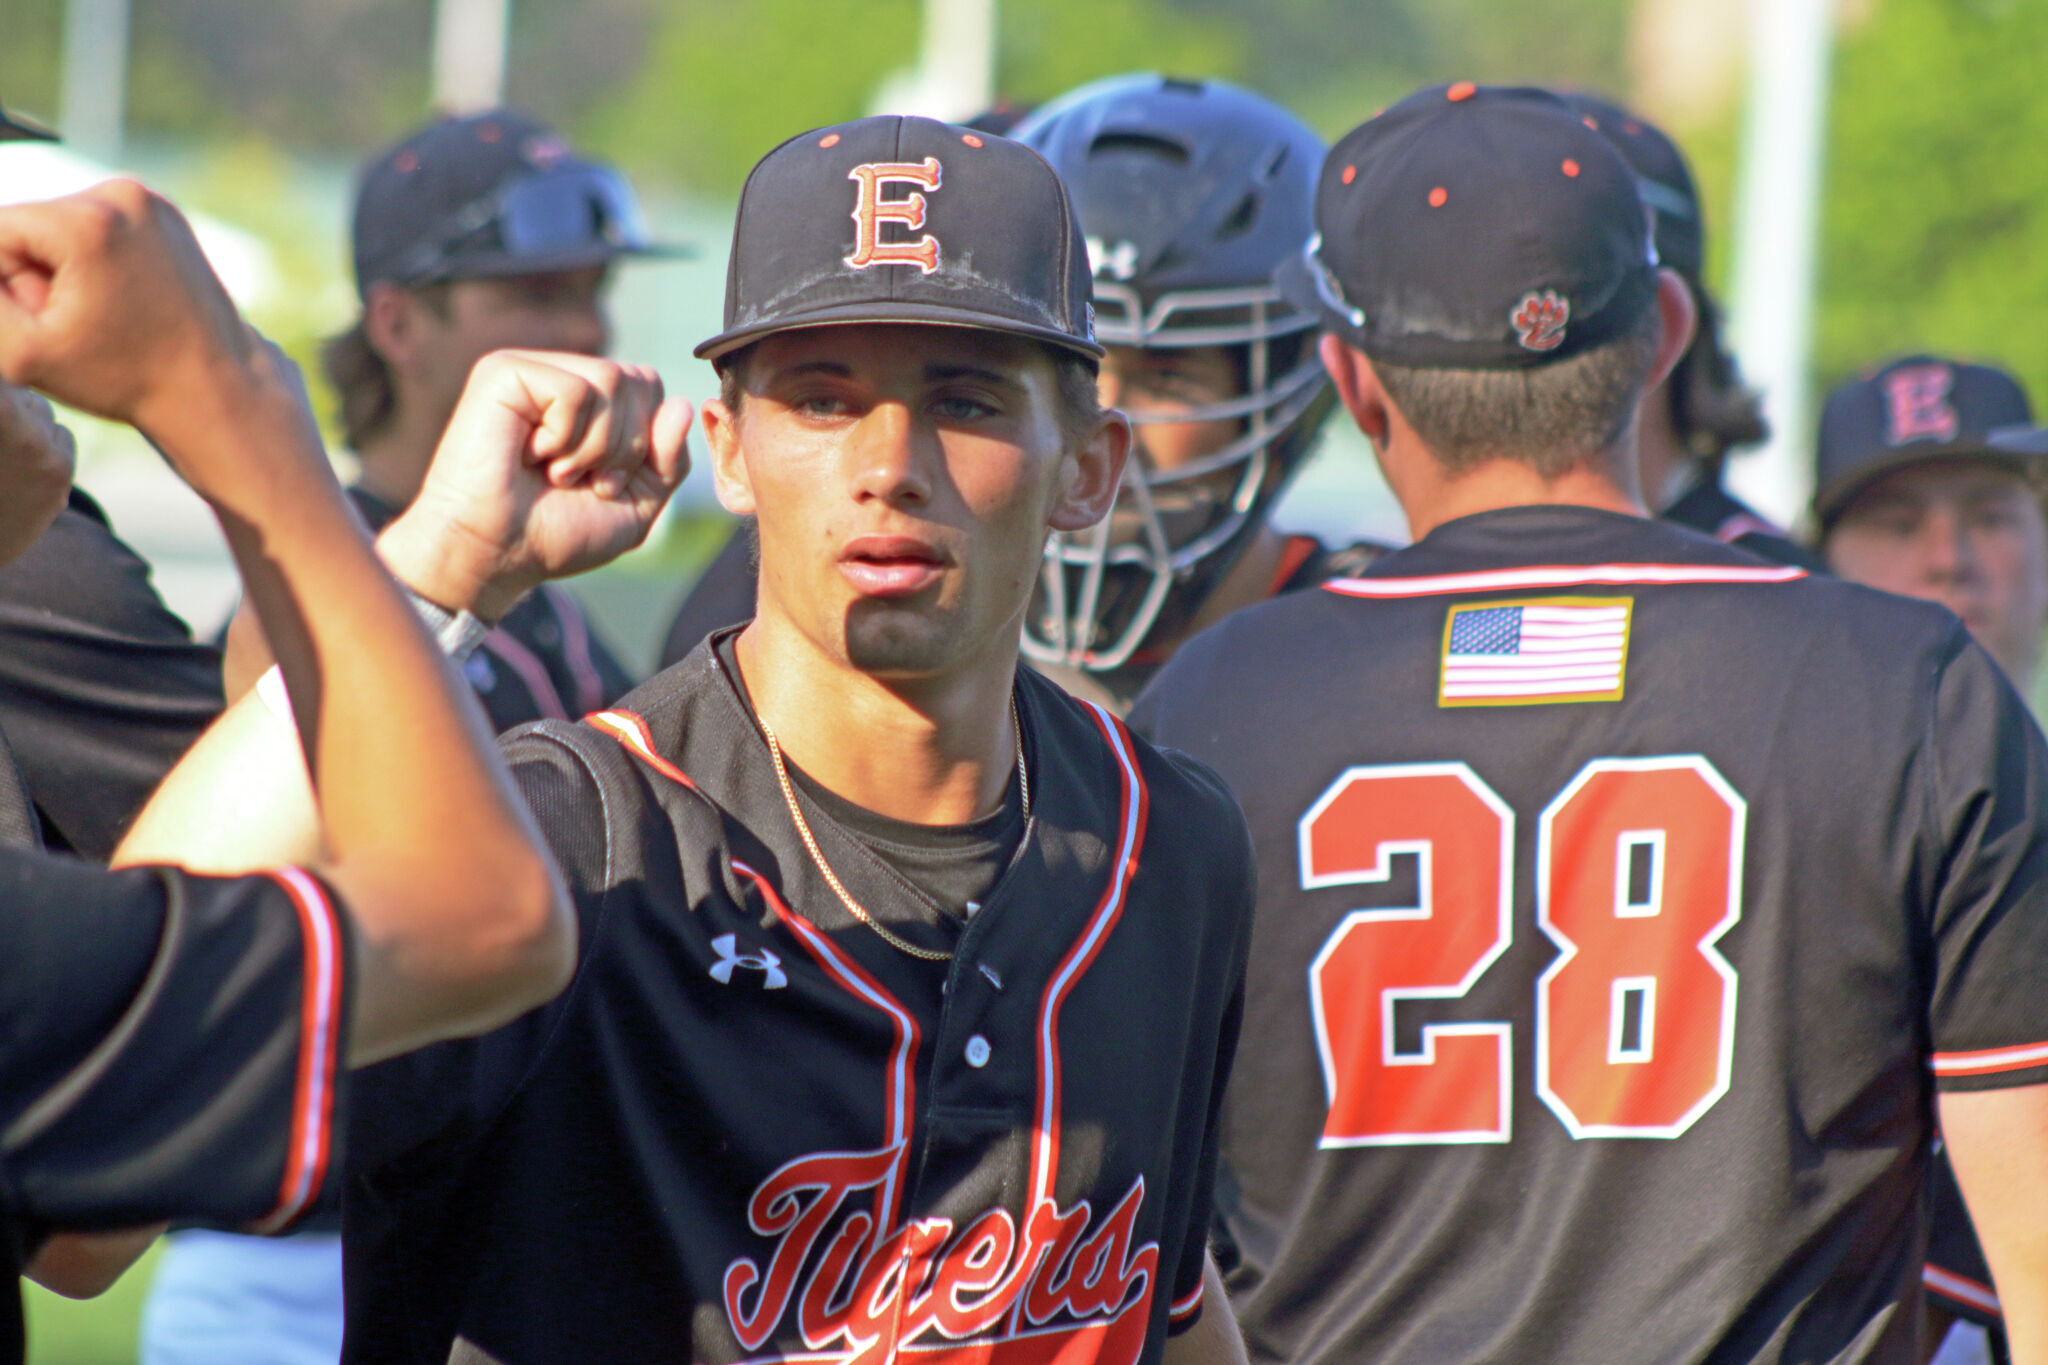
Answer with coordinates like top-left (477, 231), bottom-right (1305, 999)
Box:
top-left (1133, 83), bottom-right (2048, 1365)
top-left (1136, 506), bottom-right (2048, 1363)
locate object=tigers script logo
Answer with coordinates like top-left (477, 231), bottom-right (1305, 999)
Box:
top-left (1512, 290), bottom-right (1570, 352)
top-left (722, 1145), bottom-right (1158, 1365)
top-left (846, 158), bottom-right (944, 275)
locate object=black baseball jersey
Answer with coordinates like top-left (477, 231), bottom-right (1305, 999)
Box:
top-left (1130, 505), bottom-right (2048, 1365)
top-left (0, 489), bottom-right (225, 858)
top-left (1, 853), bottom-right (349, 1363)
top-left (348, 488), bottom-right (632, 730)
top-left (339, 641), bottom-right (1252, 1365)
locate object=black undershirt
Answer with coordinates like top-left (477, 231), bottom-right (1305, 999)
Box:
top-left (711, 631), bottom-right (1026, 921)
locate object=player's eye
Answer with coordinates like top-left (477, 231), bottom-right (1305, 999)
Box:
top-left (931, 392), bottom-right (999, 421)
top-left (789, 392), bottom-right (853, 419)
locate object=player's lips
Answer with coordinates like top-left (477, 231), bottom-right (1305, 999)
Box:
top-left (839, 536), bottom-right (950, 597)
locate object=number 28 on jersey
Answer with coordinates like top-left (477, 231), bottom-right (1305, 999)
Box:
top-left (1302, 757), bottom-right (1744, 1145)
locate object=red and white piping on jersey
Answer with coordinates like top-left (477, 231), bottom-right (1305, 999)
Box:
top-left (481, 628), bottom-right (570, 720)
top-left (1169, 1278), bottom-right (1205, 1324)
top-left (586, 709), bottom-right (701, 791)
top-left (731, 859), bottom-right (920, 1235)
top-left (248, 866), bottom-right (345, 1234)
top-left (1930, 1039), bottom-right (2048, 1077)
top-left (1002, 701), bottom-right (1152, 1334)
top-left (1323, 562), bottom-right (1808, 599)
top-left (1924, 1264), bottom-right (2002, 1317)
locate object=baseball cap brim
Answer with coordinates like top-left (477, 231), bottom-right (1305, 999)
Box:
top-left (695, 298), bottom-right (1106, 363)
top-left (412, 238), bottom-right (691, 287)
top-left (1271, 243), bottom-right (1367, 352)
top-left (1815, 438), bottom-right (2033, 524)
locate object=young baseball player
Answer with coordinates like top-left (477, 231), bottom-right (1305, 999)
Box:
top-left (220, 108), bottom-right (665, 724)
top-left (147, 109), bottom-right (679, 1361)
top-left (662, 76), bottom-right (1375, 714)
top-left (0, 180), bottom-right (578, 1361)
top-left (131, 115), bottom-right (1257, 1365)
top-left (1813, 356), bottom-right (2048, 1365)
top-left (1132, 85), bottom-right (2048, 1365)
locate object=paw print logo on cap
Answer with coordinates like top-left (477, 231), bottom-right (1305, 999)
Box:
top-left (1512, 290), bottom-right (1570, 352)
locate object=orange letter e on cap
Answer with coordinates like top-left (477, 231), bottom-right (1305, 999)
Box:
top-left (845, 157), bottom-right (943, 274)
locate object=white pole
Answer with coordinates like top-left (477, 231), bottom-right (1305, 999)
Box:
top-left (1723, 0), bottom-right (1834, 531)
top-left (433, 0), bottom-right (511, 113)
top-left (58, 0), bottom-right (130, 162)
top-left (919, 0), bottom-right (997, 120)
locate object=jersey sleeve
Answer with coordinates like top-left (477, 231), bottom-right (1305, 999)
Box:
top-left (0, 851), bottom-right (348, 1233)
top-left (1921, 632), bottom-right (2048, 1091)
top-left (0, 493), bottom-right (225, 859)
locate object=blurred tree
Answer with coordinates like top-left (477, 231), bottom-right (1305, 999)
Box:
top-left (1816, 0), bottom-right (2048, 399)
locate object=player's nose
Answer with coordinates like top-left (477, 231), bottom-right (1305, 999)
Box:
top-left (1921, 506), bottom-right (1978, 583)
top-left (848, 400), bottom-right (933, 507)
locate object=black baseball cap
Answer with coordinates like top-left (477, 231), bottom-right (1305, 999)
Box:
top-left (0, 96), bottom-right (55, 143)
top-left (1561, 93), bottom-right (1701, 283)
top-left (695, 114), bottom-right (1101, 363)
top-left (351, 109), bottom-right (679, 297)
top-left (1814, 355), bottom-right (2037, 525)
top-left (1278, 83), bottom-right (1658, 370)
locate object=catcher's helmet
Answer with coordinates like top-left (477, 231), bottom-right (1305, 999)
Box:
top-left (1013, 75), bottom-right (1334, 672)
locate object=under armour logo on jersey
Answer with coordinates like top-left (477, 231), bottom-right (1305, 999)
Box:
top-left (1884, 363), bottom-right (1960, 445)
top-left (845, 157), bottom-right (943, 274)
top-left (1512, 290), bottom-right (1570, 352)
top-left (709, 934), bottom-right (787, 989)
top-left (1087, 235), bottom-right (1140, 281)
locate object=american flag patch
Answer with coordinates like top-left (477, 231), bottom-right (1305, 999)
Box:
top-left (1439, 597), bottom-right (1632, 706)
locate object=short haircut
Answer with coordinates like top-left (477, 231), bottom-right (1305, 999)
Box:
top-left (1371, 303), bottom-right (1663, 480)
top-left (319, 283), bottom-right (455, 451)
top-left (715, 340), bottom-right (1103, 447)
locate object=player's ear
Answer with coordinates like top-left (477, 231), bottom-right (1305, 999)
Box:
top-left (1321, 333), bottom-right (1392, 453)
top-left (702, 396), bottom-right (756, 516)
top-left (1647, 268), bottom-right (1698, 394)
top-left (362, 283), bottom-right (436, 376)
top-left (1048, 405), bottom-right (1130, 533)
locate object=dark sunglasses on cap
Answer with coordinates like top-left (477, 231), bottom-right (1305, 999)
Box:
top-left (392, 162), bottom-right (657, 285)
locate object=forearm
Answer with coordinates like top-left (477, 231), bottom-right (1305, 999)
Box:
top-left (1941, 1084), bottom-right (2048, 1365)
top-left (132, 359), bottom-right (567, 1060)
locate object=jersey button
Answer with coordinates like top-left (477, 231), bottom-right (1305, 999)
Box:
top-left (965, 1035), bottom-right (992, 1068)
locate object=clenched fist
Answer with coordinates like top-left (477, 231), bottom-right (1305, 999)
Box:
top-left (381, 350), bottom-right (693, 620)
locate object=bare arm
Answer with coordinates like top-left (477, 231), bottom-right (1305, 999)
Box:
top-left (0, 181), bottom-right (573, 1064)
top-left (119, 346), bottom-right (687, 885)
top-left (1162, 1257), bottom-right (1248, 1365)
top-left (1940, 1083), bottom-right (2048, 1364)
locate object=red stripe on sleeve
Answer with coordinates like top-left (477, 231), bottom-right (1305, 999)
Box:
top-left (1170, 1278), bottom-right (1205, 1321)
top-left (1930, 1040), bottom-right (2048, 1077)
top-left (248, 867), bottom-right (345, 1234)
top-left (1924, 1264), bottom-right (2001, 1317)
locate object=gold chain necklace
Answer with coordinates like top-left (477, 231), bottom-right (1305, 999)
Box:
top-left (758, 696), bottom-right (1030, 963)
